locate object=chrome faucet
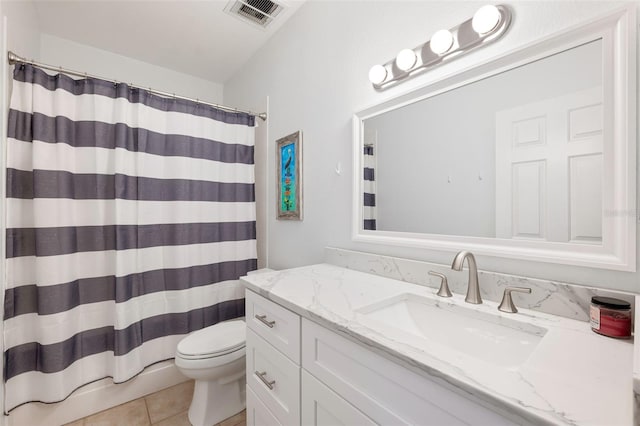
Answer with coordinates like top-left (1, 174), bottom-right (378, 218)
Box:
top-left (451, 251), bottom-right (482, 304)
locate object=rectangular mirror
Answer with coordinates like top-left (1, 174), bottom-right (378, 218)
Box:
top-left (353, 7), bottom-right (635, 271)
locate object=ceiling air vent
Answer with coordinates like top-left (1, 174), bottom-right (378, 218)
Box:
top-left (224, 0), bottom-right (284, 28)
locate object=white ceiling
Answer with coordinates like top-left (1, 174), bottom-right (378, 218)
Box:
top-left (32, 0), bottom-right (305, 83)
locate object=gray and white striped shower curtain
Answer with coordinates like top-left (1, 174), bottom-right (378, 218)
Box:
top-left (4, 64), bottom-right (257, 411)
top-left (363, 145), bottom-right (376, 230)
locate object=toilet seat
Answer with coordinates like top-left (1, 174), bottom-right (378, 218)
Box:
top-left (175, 344), bottom-right (245, 371)
top-left (176, 319), bottom-right (246, 360)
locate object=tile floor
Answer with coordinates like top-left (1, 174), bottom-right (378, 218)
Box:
top-left (64, 380), bottom-right (246, 426)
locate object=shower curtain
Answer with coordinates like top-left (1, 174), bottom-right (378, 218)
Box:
top-left (363, 145), bottom-right (377, 230)
top-left (3, 64), bottom-right (257, 411)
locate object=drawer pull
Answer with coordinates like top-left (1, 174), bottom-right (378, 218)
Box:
top-left (255, 314), bottom-right (276, 328)
top-left (255, 371), bottom-right (276, 390)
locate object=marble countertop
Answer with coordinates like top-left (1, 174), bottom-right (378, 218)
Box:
top-left (241, 264), bottom-right (633, 426)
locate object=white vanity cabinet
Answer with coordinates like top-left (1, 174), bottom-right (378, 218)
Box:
top-left (245, 289), bottom-right (517, 426)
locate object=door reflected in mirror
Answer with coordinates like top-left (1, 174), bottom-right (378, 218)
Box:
top-left (362, 40), bottom-right (604, 244)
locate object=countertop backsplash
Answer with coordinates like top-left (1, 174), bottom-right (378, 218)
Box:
top-left (325, 247), bottom-right (635, 323)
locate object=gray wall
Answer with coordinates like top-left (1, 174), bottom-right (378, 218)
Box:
top-left (1, 0), bottom-right (41, 61)
top-left (39, 34), bottom-right (224, 104)
top-left (224, 1), bottom-right (640, 293)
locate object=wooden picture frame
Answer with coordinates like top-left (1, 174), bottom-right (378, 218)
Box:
top-left (276, 131), bottom-right (303, 220)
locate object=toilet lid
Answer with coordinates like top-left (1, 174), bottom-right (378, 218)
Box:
top-left (177, 319), bottom-right (245, 358)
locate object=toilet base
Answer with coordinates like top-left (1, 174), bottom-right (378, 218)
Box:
top-left (188, 376), bottom-right (246, 426)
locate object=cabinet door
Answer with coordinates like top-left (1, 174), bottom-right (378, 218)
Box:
top-left (246, 328), bottom-right (300, 425)
top-left (247, 387), bottom-right (282, 426)
top-left (302, 319), bottom-right (517, 425)
top-left (302, 370), bottom-right (376, 426)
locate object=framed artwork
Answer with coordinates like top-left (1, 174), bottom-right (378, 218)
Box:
top-left (276, 131), bottom-right (303, 220)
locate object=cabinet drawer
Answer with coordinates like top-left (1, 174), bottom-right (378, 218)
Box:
top-left (302, 319), bottom-right (516, 426)
top-left (247, 387), bottom-right (282, 426)
top-left (246, 328), bottom-right (300, 425)
top-left (246, 289), bottom-right (301, 363)
top-left (302, 370), bottom-right (376, 426)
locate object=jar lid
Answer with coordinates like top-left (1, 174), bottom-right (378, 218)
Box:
top-left (591, 296), bottom-right (631, 310)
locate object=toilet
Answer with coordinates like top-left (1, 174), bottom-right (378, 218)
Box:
top-left (175, 319), bottom-right (246, 426)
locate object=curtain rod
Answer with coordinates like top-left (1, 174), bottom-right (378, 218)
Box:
top-left (7, 51), bottom-right (267, 121)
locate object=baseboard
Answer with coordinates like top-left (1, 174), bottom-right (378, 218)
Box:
top-left (6, 360), bottom-right (188, 426)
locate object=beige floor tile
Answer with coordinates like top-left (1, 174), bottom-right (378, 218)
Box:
top-left (152, 410), bottom-right (191, 426)
top-left (145, 380), bottom-right (194, 424)
top-left (83, 398), bottom-right (150, 426)
top-left (63, 419), bottom-right (85, 426)
top-left (217, 410), bottom-right (246, 426)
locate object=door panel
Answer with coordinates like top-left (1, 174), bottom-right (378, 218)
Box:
top-left (496, 87), bottom-right (603, 243)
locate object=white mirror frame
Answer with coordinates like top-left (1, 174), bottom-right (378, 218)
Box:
top-left (352, 6), bottom-right (636, 271)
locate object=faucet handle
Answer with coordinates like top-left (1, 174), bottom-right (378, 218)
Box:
top-left (428, 271), bottom-right (452, 298)
top-left (498, 286), bottom-right (532, 313)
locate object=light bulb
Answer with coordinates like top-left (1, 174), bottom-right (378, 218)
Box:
top-left (368, 64), bottom-right (388, 85)
top-left (430, 29), bottom-right (454, 55)
top-left (472, 5), bottom-right (501, 35)
top-left (395, 49), bottom-right (417, 72)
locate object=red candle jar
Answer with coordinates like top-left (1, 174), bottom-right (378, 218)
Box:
top-left (590, 296), bottom-right (632, 339)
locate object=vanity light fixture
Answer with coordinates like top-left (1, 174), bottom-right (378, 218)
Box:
top-left (396, 48), bottom-right (418, 71)
top-left (472, 4), bottom-right (502, 35)
top-left (429, 29), bottom-right (455, 55)
top-left (368, 64), bottom-right (388, 85)
top-left (368, 4), bottom-right (512, 89)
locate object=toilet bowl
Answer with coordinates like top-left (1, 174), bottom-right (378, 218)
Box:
top-left (175, 319), bottom-right (246, 426)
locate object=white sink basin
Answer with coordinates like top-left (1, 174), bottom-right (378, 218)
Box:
top-left (358, 293), bottom-right (547, 369)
